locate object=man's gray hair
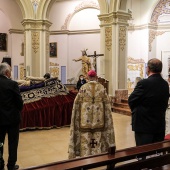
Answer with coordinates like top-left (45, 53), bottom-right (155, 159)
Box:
top-left (0, 62), bottom-right (10, 75)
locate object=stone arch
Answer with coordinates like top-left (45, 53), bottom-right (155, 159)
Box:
top-left (44, 0), bottom-right (106, 21)
top-left (97, 0), bottom-right (107, 14)
top-left (150, 0), bottom-right (170, 23)
top-left (108, 0), bottom-right (127, 13)
top-left (38, 0), bottom-right (57, 20)
top-left (36, 0), bottom-right (53, 20)
top-left (119, 0), bottom-right (127, 10)
top-left (15, 0), bottom-right (34, 19)
top-left (61, 1), bottom-right (100, 30)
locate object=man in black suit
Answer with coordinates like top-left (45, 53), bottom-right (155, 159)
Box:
top-left (0, 63), bottom-right (23, 170)
top-left (128, 58), bottom-right (169, 146)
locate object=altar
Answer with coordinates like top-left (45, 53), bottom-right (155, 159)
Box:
top-left (19, 78), bottom-right (77, 130)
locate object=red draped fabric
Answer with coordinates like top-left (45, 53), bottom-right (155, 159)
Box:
top-left (20, 91), bottom-right (77, 130)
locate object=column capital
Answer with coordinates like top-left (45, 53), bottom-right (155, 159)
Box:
top-left (98, 11), bottom-right (131, 27)
top-left (21, 19), bottom-right (52, 31)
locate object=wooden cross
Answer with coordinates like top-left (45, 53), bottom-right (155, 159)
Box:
top-left (90, 139), bottom-right (97, 148)
top-left (88, 51), bottom-right (104, 72)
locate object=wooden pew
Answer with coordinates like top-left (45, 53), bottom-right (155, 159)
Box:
top-left (20, 140), bottom-right (170, 170)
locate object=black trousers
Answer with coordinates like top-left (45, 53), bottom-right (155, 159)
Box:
top-left (135, 131), bottom-right (165, 146)
top-left (0, 124), bottom-right (19, 170)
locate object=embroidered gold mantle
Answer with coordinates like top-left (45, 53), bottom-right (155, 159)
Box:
top-left (68, 81), bottom-right (115, 159)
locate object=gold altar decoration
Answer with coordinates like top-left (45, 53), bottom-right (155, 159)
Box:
top-left (127, 57), bottom-right (145, 94)
top-left (19, 63), bottom-right (24, 80)
top-left (49, 62), bottom-right (59, 78)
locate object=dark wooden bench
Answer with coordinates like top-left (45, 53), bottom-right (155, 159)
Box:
top-left (20, 140), bottom-right (170, 170)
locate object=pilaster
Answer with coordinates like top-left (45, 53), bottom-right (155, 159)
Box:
top-left (98, 11), bottom-right (131, 95)
top-left (21, 19), bottom-right (52, 77)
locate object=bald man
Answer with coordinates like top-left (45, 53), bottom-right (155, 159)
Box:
top-left (128, 58), bottom-right (169, 146)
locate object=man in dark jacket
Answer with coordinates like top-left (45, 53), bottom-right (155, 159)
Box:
top-left (0, 63), bottom-right (23, 170)
top-left (128, 58), bottom-right (169, 146)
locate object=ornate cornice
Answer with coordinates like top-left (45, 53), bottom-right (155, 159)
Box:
top-left (50, 62), bottom-right (59, 66)
top-left (98, 11), bottom-right (131, 26)
top-left (50, 29), bottom-right (100, 35)
top-left (32, 32), bottom-right (39, 53)
top-left (21, 19), bottom-right (52, 30)
top-left (9, 29), bottom-right (24, 34)
top-left (149, 30), bottom-right (165, 52)
top-left (105, 27), bottom-right (112, 51)
top-left (151, 0), bottom-right (170, 23)
top-left (119, 26), bottom-right (126, 51)
top-left (61, 0), bottom-right (99, 30)
top-left (46, 32), bottom-right (49, 58)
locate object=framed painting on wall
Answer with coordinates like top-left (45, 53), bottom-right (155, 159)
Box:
top-left (50, 42), bottom-right (57, 57)
top-left (0, 33), bottom-right (7, 51)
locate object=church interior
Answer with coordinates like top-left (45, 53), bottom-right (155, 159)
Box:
top-left (1, 0), bottom-right (170, 169)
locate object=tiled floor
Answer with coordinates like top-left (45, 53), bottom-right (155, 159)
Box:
top-left (3, 113), bottom-right (135, 169)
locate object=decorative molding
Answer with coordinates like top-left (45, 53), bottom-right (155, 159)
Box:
top-left (51, 29), bottom-right (100, 35)
top-left (103, 16), bottom-right (113, 24)
top-left (9, 29), bottom-right (24, 34)
top-left (127, 57), bottom-right (145, 64)
top-left (46, 32), bottom-right (49, 58)
top-left (61, 0), bottom-right (99, 30)
top-left (31, 32), bottom-right (39, 53)
top-left (50, 62), bottom-right (59, 66)
top-left (99, 11), bottom-right (131, 27)
top-left (119, 26), bottom-right (126, 51)
top-left (24, 33), bottom-right (26, 57)
top-left (19, 63), bottom-right (24, 80)
top-left (49, 66), bottom-right (59, 78)
top-left (31, 23), bottom-right (42, 29)
top-left (151, 0), bottom-right (170, 23)
top-left (149, 30), bottom-right (165, 52)
top-left (30, 0), bottom-right (40, 6)
top-left (49, 62), bottom-right (59, 78)
top-left (21, 20), bottom-right (52, 30)
top-left (105, 27), bottom-right (112, 51)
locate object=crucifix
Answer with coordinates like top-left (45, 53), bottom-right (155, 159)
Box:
top-left (90, 138), bottom-right (97, 148)
top-left (87, 51), bottom-right (104, 72)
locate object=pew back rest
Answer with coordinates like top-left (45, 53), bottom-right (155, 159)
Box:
top-left (21, 140), bottom-right (170, 170)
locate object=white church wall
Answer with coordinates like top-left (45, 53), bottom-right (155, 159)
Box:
top-left (49, 32), bottom-right (100, 83)
top-left (0, 0), bottom-right (23, 29)
top-left (49, 0), bottom-right (100, 83)
top-left (0, 0), bottom-right (23, 79)
top-left (49, 0), bottom-right (85, 30)
top-left (69, 8), bottom-right (100, 30)
top-left (49, 34), bottom-right (68, 80)
top-left (0, 10), bottom-right (11, 63)
top-left (155, 32), bottom-right (170, 79)
top-left (128, 0), bottom-right (159, 25)
top-left (127, 29), bottom-right (148, 63)
top-left (68, 33), bottom-right (100, 83)
top-left (11, 33), bottom-right (24, 80)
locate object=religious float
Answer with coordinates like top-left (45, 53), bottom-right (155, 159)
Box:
top-left (19, 77), bottom-right (76, 131)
